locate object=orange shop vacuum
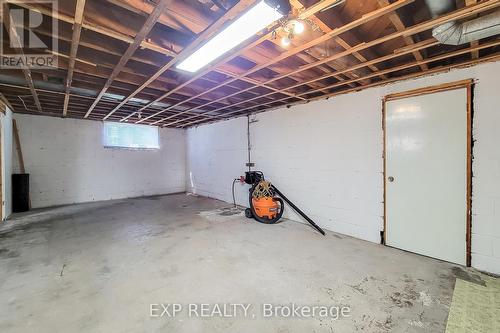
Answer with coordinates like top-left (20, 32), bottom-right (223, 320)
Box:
top-left (241, 171), bottom-right (325, 235)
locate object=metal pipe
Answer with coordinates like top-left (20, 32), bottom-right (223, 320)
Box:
top-left (424, 0), bottom-right (500, 45)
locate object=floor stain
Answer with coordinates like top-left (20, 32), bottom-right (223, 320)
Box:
top-left (0, 248), bottom-right (20, 259)
top-left (450, 267), bottom-right (486, 286)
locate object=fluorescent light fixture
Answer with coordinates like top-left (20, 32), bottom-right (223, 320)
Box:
top-left (176, 1), bottom-right (284, 73)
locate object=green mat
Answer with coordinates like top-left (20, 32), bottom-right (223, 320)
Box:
top-left (446, 275), bottom-right (500, 332)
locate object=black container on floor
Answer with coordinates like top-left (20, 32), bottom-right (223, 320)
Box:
top-left (12, 173), bottom-right (29, 212)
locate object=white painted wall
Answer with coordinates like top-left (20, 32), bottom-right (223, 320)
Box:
top-left (1, 107), bottom-right (13, 219)
top-left (13, 114), bottom-right (186, 208)
top-left (187, 60), bottom-right (500, 274)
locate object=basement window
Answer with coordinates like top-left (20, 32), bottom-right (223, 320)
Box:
top-left (103, 122), bottom-right (159, 150)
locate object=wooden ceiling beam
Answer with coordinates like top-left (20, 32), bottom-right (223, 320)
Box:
top-left (465, 0), bottom-right (479, 59)
top-left (0, 81), bottom-right (219, 121)
top-left (183, 51), bottom-right (500, 128)
top-left (377, 0), bottom-right (428, 71)
top-left (104, 0), bottom-right (212, 34)
top-left (238, 0), bottom-right (500, 94)
top-left (6, 0), bottom-right (500, 125)
top-left (292, 0), bottom-right (385, 81)
top-left (282, 39), bottom-right (437, 94)
top-left (284, 1), bottom-right (360, 88)
top-left (1, 3), bottom-right (42, 112)
top-left (214, 68), bottom-right (304, 99)
top-left (172, 33), bottom-right (500, 127)
top-left (130, 0), bottom-right (348, 123)
top-left (137, 0), bottom-right (414, 124)
top-left (63, 0), bottom-right (86, 117)
top-left (300, 39), bottom-right (500, 98)
top-left (40, 50), bottom-right (263, 112)
top-left (163, 39), bottom-right (439, 126)
top-left (29, 25), bottom-right (270, 101)
top-left (84, 0), bottom-right (171, 118)
top-left (261, 40), bottom-right (349, 92)
top-left (15, 2), bottom-right (179, 57)
top-left (102, 0), bottom-right (258, 120)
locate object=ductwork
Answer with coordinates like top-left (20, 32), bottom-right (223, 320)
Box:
top-left (424, 0), bottom-right (500, 45)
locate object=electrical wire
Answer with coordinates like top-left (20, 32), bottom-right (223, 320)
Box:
top-left (18, 96), bottom-right (28, 110)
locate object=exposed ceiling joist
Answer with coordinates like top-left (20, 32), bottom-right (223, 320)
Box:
top-left (133, 0), bottom-right (342, 124)
top-left (184, 52), bottom-right (500, 128)
top-left (293, 0), bottom-right (387, 80)
top-left (465, 0), bottom-right (480, 60)
top-left (84, 0), bottom-right (172, 118)
top-left (151, 0), bottom-right (416, 125)
top-left (101, 0), bottom-right (258, 120)
top-left (2, 3), bottom-right (43, 112)
top-left (63, 0), bottom-right (87, 117)
top-left (1, 0), bottom-right (499, 126)
top-left (377, 0), bottom-right (428, 71)
top-left (171, 0), bottom-right (500, 126)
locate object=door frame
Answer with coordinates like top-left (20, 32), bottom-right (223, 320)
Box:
top-left (382, 79), bottom-right (474, 266)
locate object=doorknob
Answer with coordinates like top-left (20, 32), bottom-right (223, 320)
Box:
top-left (388, 176), bottom-right (395, 182)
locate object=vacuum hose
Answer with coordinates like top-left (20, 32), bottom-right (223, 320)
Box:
top-left (243, 171), bottom-right (326, 235)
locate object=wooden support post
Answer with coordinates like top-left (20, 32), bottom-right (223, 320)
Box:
top-left (13, 119), bottom-right (25, 174)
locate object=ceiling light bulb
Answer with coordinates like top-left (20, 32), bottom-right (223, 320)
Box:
top-left (177, 1), bottom-right (284, 73)
top-left (293, 21), bottom-right (305, 34)
top-left (281, 36), bottom-right (291, 47)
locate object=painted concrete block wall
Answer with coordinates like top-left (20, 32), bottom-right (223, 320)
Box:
top-left (186, 117), bottom-right (249, 205)
top-left (13, 114), bottom-right (186, 208)
top-left (251, 93), bottom-right (383, 243)
top-left (187, 60), bottom-right (500, 274)
top-left (1, 108), bottom-right (13, 219)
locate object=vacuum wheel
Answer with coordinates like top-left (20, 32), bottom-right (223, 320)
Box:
top-left (244, 208), bottom-right (253, 218)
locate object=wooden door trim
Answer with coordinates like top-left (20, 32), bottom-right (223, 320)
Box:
top-left (382, 79), bottom-right (474, 267)
top-left (384, 79), bottom-right (474, 101)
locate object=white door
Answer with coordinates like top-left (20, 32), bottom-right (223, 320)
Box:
top-left (385, 88), bottom-right (468, 265)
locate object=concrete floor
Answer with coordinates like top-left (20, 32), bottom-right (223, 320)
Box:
top-left (0, 193), bottom-right (484, 332)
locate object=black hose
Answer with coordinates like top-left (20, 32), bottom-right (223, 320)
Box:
top-left (272, 185), bottom-right (325, 236)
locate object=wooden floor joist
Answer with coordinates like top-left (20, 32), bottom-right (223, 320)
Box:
top-left (141, 0), bottom-right (415, 124)
top-left (133, 0), bottom-right (345, 124)
top-left (179, 39), bottom-right (500, 127)
top-left (1, 0), bottom-right (499, 126)
top-left (377, 0), bottom-right (428, 71)
top-left (101, 0), bottom-right (259, 120)
top-left (84, 0), bottom-right (172, 118)
top-left (183, 52), bottom-right (500, 128)
top-left (293, 0), bottom-right (388, 80)
top-left (163, 38), bottom-right (441, 127)
top-left (156, 0), bottom-right (500, 126)
top-left (2, 3), bottom-right (42, 112)
top-left (63, 0), bottom-right (87, 117)
top-left (465, 0), bottom-right (480, 60)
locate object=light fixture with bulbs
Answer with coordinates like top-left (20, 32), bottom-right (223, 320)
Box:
top-left (280, 19), bottom-right (306, 47)
top-left (177, 0), bottom-right (291, 73)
